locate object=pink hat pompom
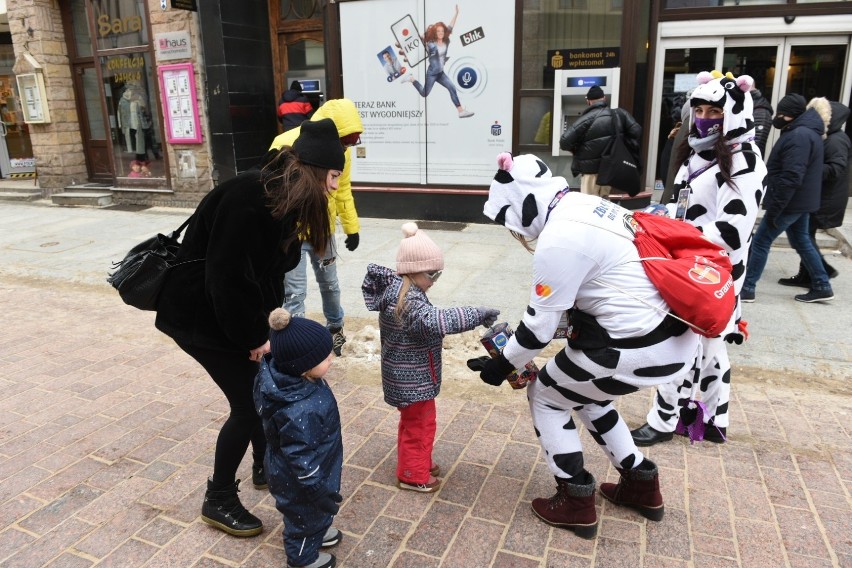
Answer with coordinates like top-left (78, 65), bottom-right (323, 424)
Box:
top-left (401, 222), bottom-right (419, 238)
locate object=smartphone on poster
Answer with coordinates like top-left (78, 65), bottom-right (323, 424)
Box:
top-left (390, 14), bottom-right (427, 68)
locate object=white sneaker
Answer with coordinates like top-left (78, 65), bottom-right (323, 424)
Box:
top-left (458, 109), bottom-right (474, 118)
top-left (401, 74), bottom-right (415, 84)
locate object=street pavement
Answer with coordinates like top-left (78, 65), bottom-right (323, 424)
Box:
top-left (0, 199), bottom-right (850, 567)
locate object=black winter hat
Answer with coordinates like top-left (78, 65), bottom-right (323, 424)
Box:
top-left (586, 86), bottom-right (605, 100)
top-left (776, 93), bottom-right (807, 118)
top-left (268, 308), bottom-right (333, 376)
top-left (290, 80), bottom-right (302, 92)
top-left (293, 118), bottom-right (345, 171)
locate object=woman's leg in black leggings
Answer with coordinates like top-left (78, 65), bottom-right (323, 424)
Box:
top-left (176, 342), bottom-right (266, 485)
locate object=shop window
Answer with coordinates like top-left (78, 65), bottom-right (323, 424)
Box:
top-left (92, 0), bottom-right (149, 50)
top-left (100, 52), bottom-right (164, 179)
top-left (520, 3), bottom-right (624, 90)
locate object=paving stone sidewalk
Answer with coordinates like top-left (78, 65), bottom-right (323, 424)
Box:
top-left (0, 275), bottom-right (849, 568)
top-left (0, 201), bottom-right (850, 567)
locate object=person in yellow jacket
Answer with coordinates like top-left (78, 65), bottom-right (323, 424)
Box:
top-left (269, 99), bottom-right (364, 356)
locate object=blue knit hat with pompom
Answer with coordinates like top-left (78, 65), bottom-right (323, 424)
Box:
top-left (268, 309), bottom-right (333, 376)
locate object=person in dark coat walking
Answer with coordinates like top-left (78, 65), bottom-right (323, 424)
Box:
top-left (779, 97), bottom-right (850, 286)
top-left (559, 85), bottom-right (642, 197)
top-left (155, 118), bottom-right (346, 539)
top-left (741, 93), bottom-right (834, 303)
top-left (254, 309), bottom-right (342, 568)
top-left (278, 81), bottom-right (315, 132)
top-left (751, 87), bottom-right (774, 156)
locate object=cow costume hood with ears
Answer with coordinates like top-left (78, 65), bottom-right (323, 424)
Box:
top-left (483, 153), bottom-right (569, 240)
top-left (688, 70), bottom-right (756, 145)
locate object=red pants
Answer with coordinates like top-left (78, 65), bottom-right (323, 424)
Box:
top-left (397, 399), bottom-right (436, 485)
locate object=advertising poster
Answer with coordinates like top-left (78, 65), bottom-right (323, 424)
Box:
top-left (340, 0), bottom-right (514, 185)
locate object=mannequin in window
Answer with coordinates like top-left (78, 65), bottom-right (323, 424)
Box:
top-left (117, 88), bottom-right (134, 152)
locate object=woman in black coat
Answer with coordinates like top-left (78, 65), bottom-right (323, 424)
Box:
top-left (779, 99), bottom-right (851, 286)
top-left (155, 118), bottom-right (345, 538)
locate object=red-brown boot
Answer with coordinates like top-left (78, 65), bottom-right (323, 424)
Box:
top-left (599, 459), bottom-right (664, 521)
top-left (531, 471), bottom-right (597, 539)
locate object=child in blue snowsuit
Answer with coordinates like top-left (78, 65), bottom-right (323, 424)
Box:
top-left (254, 308), bottom-right (342, 568)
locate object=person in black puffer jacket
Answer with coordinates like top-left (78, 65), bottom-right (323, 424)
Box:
top-left (155, 119), bottom-right (345, 540)
top-left (559, 85), bottom-right (642, 197)
top-left (741, 93), bottom-right (834, 304)
top-left (778, 98), bottom-right (851, 287)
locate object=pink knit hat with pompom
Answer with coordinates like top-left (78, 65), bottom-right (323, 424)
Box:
top-left (395, 222), bottom-right (444, 275)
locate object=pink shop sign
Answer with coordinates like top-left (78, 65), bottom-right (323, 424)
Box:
top-left (158, 62), bottom-right (202, 144)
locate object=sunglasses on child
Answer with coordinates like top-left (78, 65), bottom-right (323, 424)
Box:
top-left (425, 270), bottom-right (442, 282)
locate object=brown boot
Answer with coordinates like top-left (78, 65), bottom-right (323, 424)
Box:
top-left (599, 459), bottom-right (664, 521)
top-left (531, 471), bottom-right (597, 539)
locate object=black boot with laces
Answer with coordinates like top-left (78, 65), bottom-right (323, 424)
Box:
top-left (201, 478), bottom-right (263, 537)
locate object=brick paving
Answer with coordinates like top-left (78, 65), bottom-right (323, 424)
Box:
top-left (1, 275), bottom-right (850, 568)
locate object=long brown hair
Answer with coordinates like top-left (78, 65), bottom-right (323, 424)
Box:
top-left (424, 22), bottom-right (450, 44)
top-left (672, 130), bottom-right (738, 190)
top-left (261, 147), bottom-right (332, 256)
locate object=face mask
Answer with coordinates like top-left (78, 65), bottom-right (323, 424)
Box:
top-left (694, 117), bottom-right (723, 138)
top-left (772, 116), bottom-right (791, 129)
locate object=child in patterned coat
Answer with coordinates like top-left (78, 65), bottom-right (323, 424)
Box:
top-left (362, 223), bottom-right (500, 492)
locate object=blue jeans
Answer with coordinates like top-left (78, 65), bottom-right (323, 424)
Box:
top-left (283, 241), bottom-right (344, 329)
top-left (413, 72), bottom-right (461, 108)
top-left (743, 212), bottom-right (831, 293)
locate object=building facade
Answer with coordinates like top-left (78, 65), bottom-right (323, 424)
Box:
top-left (3, 0), bottom-right (851, 220)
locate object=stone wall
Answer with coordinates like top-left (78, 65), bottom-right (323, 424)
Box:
top-left (9, 0), bottom-right (86, 193)
top-left (6, 0), bottom-right (214, 204)
top-left (147, 1), bottom-right (214, 202)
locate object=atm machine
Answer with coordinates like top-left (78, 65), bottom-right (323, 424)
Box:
top-left (289, 77), bottom-right (325, 112)
top-left (551, 68), bottom-right (621, 186)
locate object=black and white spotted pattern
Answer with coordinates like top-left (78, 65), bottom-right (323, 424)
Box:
top-left (529, 329), bottom-right (700, 478)
top-left (651, 71), bottom-right (768, 433)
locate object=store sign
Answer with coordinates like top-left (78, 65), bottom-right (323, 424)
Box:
top-left (170, 0), bottom-right (198, 11)
top-left (547, 48), bottom-right (620, 70)
top-left (340, 0), bottom-right (515, 186)
top-left (155, 31), bottom-right (192, 61)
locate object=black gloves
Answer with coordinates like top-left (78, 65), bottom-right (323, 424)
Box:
top-left (476, 307), bottom-right (500, 328)
top-left (315, 490), bottom-right (343, 515)
top-left (467, 354), bottom-right (516, 387)
top-left (345, 233), bottom-right (360, 251)
top-left (723, 332), bottom-right (744, 345)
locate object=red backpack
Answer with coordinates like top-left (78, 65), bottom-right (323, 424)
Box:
top-left (629, 211), bottom-right (735, 337)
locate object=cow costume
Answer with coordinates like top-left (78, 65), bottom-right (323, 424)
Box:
top-left (469, 153), bottom-right (701, 538)
top-left (633, 71), bottom-right (767, 446)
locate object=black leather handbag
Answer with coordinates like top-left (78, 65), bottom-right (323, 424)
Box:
top-left (107, 215), bottom-right (201, 311)
top-left (596, 109), bottom-right (642, 197)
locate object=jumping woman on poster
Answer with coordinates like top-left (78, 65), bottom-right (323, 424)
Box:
top-left (401, 5), bottom-right (474, 118)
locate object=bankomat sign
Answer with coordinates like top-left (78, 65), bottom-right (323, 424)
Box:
top-left (547, 48), bottom-right (619, 70)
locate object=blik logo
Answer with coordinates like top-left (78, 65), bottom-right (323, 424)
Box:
top-left (491, 121), bottom-right (502, 136)
top-left (493, 333), bottom-right (508, 349)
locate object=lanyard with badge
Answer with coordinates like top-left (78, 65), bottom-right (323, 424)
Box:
top-left (675, 160), bottom-right (717, 221)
